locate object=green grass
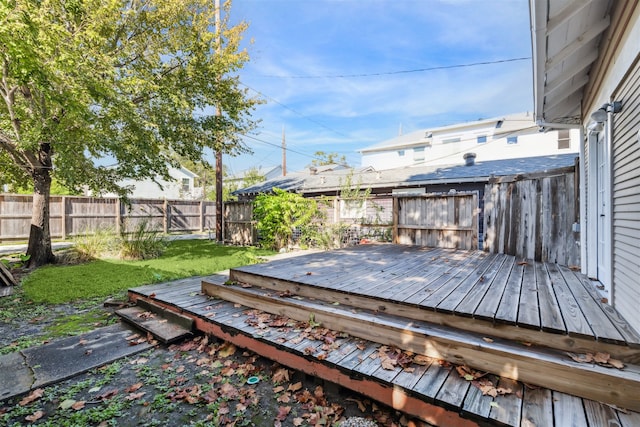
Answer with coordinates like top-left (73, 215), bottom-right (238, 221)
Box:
top-left (21, 240), bottom-right (274, 304)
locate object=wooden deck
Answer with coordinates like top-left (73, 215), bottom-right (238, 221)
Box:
top-left (128, 245), bottom-right (640, 426)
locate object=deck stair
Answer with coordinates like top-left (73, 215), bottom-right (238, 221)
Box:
top-left (202, 277), bottom-right (640, 412)
top-left (116, 298), bottom-right (193, 344)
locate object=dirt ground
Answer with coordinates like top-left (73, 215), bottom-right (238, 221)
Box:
top-left (0, 291), bottom-right (425, 427)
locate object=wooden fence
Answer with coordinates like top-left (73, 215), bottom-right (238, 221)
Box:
top-left (483, 166), bottom-right (579, 265)
top-left (0, 194), bottom-right (216, 241)
top-left (223, 202), bottom-right (255, 246)
top-left (393, 193), bottom-right (479, 250)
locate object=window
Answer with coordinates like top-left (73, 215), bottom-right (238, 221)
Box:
top-left (413, 146), bottom-right (425, 162)
top-left (442, 137), bottom-right (461, 144)
top-left (398, 150), bottom-right (405, 157)
top-left (558, 130), bottom-right (571, 149)
top-left (477, 135), bottom-right (487, 143)
top-left (507, 136), bottom-right (518, 145)
top-left (181, 178), bottom-right (190, 192)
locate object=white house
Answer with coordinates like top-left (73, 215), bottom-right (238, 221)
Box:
top-left (114, 166), bottom-right (202, 200)
top-left (359, 112), bottom-right (579, 170)
top-left (529, 1), bottom-right (640, 331)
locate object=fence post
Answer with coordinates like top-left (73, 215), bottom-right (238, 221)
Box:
top-left (392, 196), bottom-right (398, 244)
top-left (115, 198), bottom-right (122, 234)
top-left (163, 199), bottom-right (169, 234)
top-left (60, 196), bottom-right (67, 240)
top-left (199, 200), bottom-right (204, 233)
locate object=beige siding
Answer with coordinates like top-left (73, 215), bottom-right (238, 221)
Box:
top-left (612, 58), bottom-right (640, 329)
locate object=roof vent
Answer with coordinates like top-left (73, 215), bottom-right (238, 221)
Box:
top-left (310, 167), bottom-right (318, 175)
top-left (463, 152), bottom-right (476, 166)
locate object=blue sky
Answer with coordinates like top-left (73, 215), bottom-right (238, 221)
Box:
top-left (220, 0), bottom-right (533, 175)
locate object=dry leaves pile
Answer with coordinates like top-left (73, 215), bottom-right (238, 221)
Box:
top-left (567, 351), bottom-right (625, 369)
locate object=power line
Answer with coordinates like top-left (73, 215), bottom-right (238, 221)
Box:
top-left (239, 82), bottom-right (351, 139)
top-left (257, 57), bottom-right (531, 79)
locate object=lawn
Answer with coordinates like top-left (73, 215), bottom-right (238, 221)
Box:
top-left (21, 240), bottom-right (274, 304)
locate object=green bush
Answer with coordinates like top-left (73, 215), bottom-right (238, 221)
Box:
top-left (253, 188), bottom-right (323, 250)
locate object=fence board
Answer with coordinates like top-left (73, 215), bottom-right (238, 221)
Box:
top-left (483, 168), bottom-right (579, 265)
top-left (393, 193), bottom-right (479, 250)
top-left (0, 195), bottom-right (215, 241)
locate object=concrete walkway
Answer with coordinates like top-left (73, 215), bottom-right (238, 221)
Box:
top-left (0, 323), bottom-right (153, 402)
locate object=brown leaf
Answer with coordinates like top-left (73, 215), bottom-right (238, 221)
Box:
top-left (78, 339), bottom-right (88, 346)
top-left (305, 272), bottom-right (313, 275)
top-left (482, 337), bottom-right (494, 343)
top-left (25, 410), bottom-right (45, 422)
top-left (601, 297), bottom-right (609, 304)
top-left (273, 368), bottom-right (290, 384)
top-left (413, 355), bottom-right (431, 366)
top-left (276, 406), bottom-right (291, 422)
top-left (287, 382), bottom-right (303, 392)
top-left (149, 293), bottom-right (156, 298)
top-left (608, 358), bottom-right (625, 369)
top-left (593, 352), bottom-right (610, 364)
top-left (273, 386), bottom-right (285, 394)
top-left (517, 261), bottom-right (529, 266)
top-left (19, 388), bottom-right (44, 406)
top-left (293, 417), bottom-right (304, 426)
top-left (97, 389), bottom-right (119, 401)
top-left (71, 401), bottom-right (86, 410)
top-left (568, 352), bottom-right (594, 364)
top-left (126, 392), bottom-right (146, 401)
top-left (125, 382), bottom-right (144, 393)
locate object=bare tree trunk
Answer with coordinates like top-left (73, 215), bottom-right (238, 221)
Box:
top-left (26, 164), bottom-right (55, 267)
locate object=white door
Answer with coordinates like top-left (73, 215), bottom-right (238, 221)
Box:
top-left (595, 132), bottom-right (610, 293)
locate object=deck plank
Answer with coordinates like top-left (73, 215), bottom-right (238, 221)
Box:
top-left (488, 378), bottom-right (522, 426)
top-left (453, 254), bottom-right (508, 316)
top-left (472, 256), bottom-right (515, 322)
top-left (413, 363), bottom-right (452, 402)
top-left (393, 359), bottom-right (433, 390)
top-left (461, 379), bottom-right (495, 420)
top-left (435, 371), bottom-right (471, 410)
top-left (535, 263), bottom-right (566, 333)
top-left (619, 410), bottom-right (640, 427)
top-left (419, 253), bottom-right (493, 309)
top-left (552, 392), bottom-right (587, 427)
top-left (557, 265), bottom-right (627, 344)
top-left (495, 263), bottom-right (524, 325)
top-left (521, 387), bottom-right (553, 427)
top-left (570, 271), bottom-right (640, 347)
top-left (517, 262), bottom-right (541, 329)
top-left (583, 399), bottom-right (622, 427)
top-left (403, 250), bottom-right (484, 305)
top-left (546, 263), bottom-right (594, 339)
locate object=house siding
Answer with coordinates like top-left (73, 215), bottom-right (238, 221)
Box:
top-left (611, 56), bottom-right (640, 328)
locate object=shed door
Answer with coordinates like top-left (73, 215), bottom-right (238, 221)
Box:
top-left (595, 131), bottom-right (610, 293)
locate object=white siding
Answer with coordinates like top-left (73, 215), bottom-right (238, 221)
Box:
top-left (612, 58), bottom-right (640, 328)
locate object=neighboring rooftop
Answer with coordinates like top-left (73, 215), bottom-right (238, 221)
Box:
top-left (234, 153), bottom-right (579, 197)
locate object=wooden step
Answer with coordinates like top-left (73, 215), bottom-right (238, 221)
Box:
top-left (116, 299), bottom-right (193, 344)
top-left (226, 268), bottom-right (640, 363)
top-left (202, 279), bottom-right (640, 412)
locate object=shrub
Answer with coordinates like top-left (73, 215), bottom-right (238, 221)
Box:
top-left (253, 188), bottom-right (323, 250)
top-left (119, 219), bottom-right (167, 260)
top-left (73, 226), bottom-right (121, 261)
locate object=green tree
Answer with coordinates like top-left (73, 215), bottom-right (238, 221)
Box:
top-left (310, 151), bottom-right (347, 167)
top-left (0, 0), bottom-right (259, 266)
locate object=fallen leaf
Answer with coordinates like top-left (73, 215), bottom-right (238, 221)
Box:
top-left (413, 355), bottom-right (432, 366)
top-left (608, 358), bottom-right (625, 369)
top-left (71, 401), bottom-right (86, 410)
top-left (125, 382), bottom-right (144, 393)
top-left (305, 272), bottom-right (313, 275)
top-left (601, 297), bottom-right (609, 304)
top-left (517, 261), bottom-right (529, 266)
top-left (593, 352), bottom-right (610, 364)
top-left (568, 352), bottom-right (594, 364)
top-left (293, 417), bottom-right (304, 426)
top-left (78, 339), bottom-right (88, 346)
top-left (218, 343), bottom-right (237, 358)
top-left (126, 392), bottom-right (146, 401)
top-left (19, 388), bottom-right (44, 406)
top-left (346, 397), bottom-right (367, 412)
top-left (149, 293), bottom-right (156, 298)
top-left (273, 386), bottom-right (285, 393)
top-left (276, 406), bottom-right (291, 422)
top-left (482, 337), bottom-right (494, 343)
top-left (287, 382), bottom-right (303, 392)
top-left (59, 399), bottom-right (77, 410)
top-left (25, 410), bottom-right (45, 422)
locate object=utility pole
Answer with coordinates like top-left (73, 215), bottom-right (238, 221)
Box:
top-left (281, 125), bottom-right (286, 176)
top-left (214, 0), bottom-right (223, 243)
